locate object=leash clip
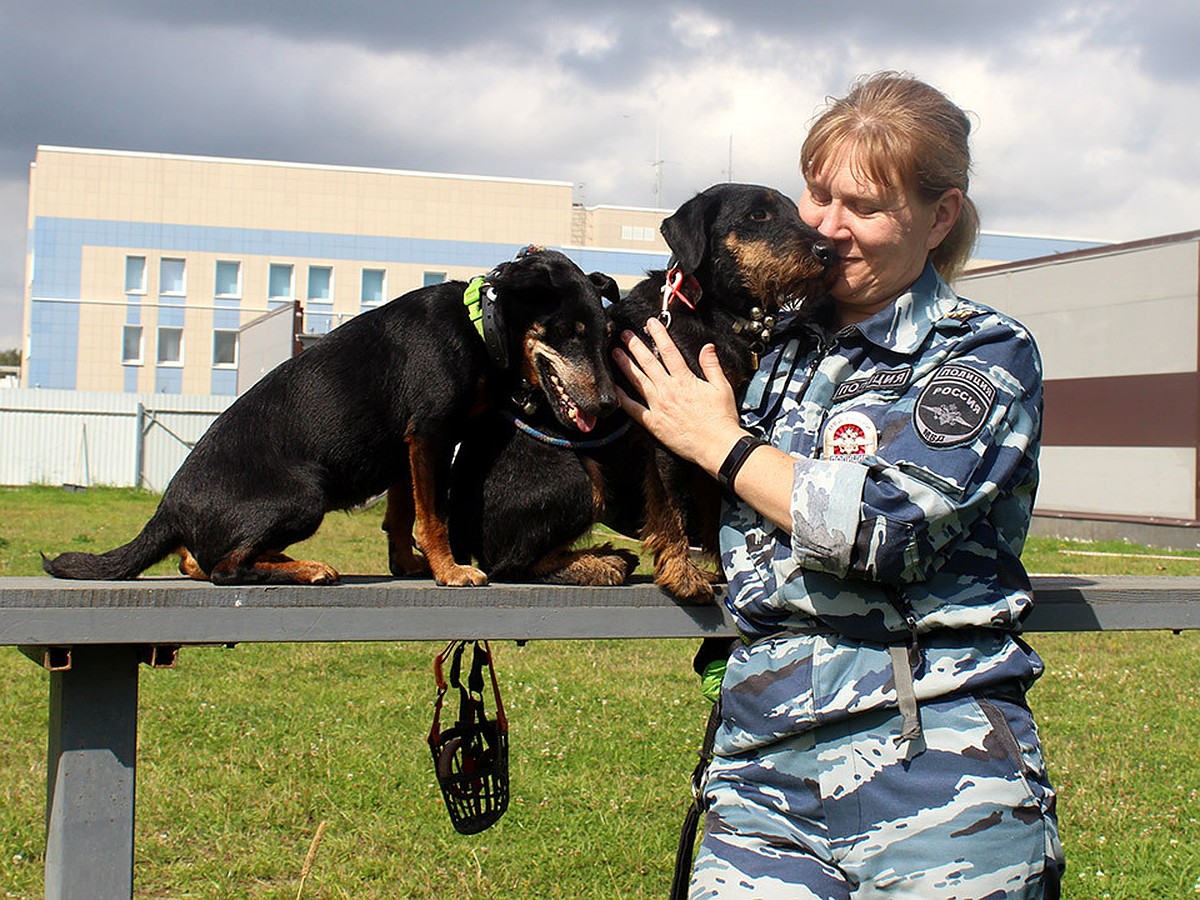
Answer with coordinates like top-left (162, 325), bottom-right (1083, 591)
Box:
top-left (659, 267), bottom-right (700, 328)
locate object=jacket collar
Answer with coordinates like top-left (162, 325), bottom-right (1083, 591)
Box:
top-left (835, 260), bottom-right (960, 356)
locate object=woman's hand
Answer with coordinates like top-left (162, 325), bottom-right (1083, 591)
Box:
top-left (611, 317), bottom-right (747, 476)
top-left (613, 316), bottom-right (796, 530)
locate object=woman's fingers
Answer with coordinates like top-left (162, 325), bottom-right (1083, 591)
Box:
top-left (697, 342), bottom-right (731, 392)
top-left (614, 383), bottom-right (648, 423)
top-left (642, 317), bottom-right (691, 376)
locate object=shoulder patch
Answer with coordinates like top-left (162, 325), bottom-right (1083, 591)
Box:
top-left (913, 364), bottom-right (997, 447)
top-left (940, 305), bottom-right (985, 322)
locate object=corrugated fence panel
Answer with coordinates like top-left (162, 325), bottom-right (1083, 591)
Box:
top-left (137, 405), bottom-right (232, 493)
top-left (0, 389), bottom-right (233, 489)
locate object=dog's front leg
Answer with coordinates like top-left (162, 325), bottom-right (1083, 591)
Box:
top-left (642, 453), bottom-right (717, 604)
top-left (382, 477), bottom-right (431, 577)
top-left (408, 435), bottom-right (488, 586)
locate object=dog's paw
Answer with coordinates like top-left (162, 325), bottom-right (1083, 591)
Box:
top-left (301, 561), bottom-right (340, 584)
top-left (594, 545), bottom-right (640, 583)
top-left (388, 552), bottom-right (431, 578)
top-left (435, 563), bottom-right (489, 587)
top-left (656, 557), bottom-right (716, 605)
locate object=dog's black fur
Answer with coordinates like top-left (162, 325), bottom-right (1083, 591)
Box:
top-left (43, 248), bottom-right (619, 586)
top-left (449, 184), bottom-right (836, 601)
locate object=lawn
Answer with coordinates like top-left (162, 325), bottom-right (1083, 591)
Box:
top-left (1, 486), bottom-right (1198, 898)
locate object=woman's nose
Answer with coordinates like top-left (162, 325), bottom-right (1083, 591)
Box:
top-left (816, 203), bottom-right (846, 238)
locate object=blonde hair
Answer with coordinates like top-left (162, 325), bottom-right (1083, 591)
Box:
top-left (800, 71), bottom-right (980, 282)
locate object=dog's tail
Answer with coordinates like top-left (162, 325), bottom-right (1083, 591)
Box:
top-left (42, 510), bottom-right (180, 580)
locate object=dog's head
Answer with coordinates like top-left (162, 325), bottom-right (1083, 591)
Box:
top-left (661, 183), bottom-right (837, 316)
top-left (483, 248), bottom-right (620, 433)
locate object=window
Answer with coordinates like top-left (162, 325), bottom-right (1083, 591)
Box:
top-left (361, 268), bottom-right (385, 305)
top-left (621, 225), bottom-right (655, 242)
top-left (121, 325), bottom-right (143, 364)
top-left (215, 260), bottom-right (241, 297)
top-left (269, 263), bottom-right (294, 299)
top-left (308, 266), bottom-right (332, 300)
top-left (213, 330), bottom-right (238, 367)
top-left (125, 256), bottom-right (146, 293)
top-left (160, 258), bottom-right (186, 295)
top-left (157, 327), bottom-right (183, 365)
top-left (422, 271), bottom-right (447, 287)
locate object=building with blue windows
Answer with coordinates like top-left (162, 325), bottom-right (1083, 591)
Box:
top-left (19, 146), bottom-right (1107, 395)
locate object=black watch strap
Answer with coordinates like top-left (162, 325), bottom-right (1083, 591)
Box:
top-left (717, 435), bottom-right (767, 492)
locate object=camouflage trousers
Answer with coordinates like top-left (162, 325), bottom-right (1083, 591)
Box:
top-left (690, 692), bottom-right (1064, 899)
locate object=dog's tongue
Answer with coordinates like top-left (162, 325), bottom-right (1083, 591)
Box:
top-left (574, 409), bottom-right (597, 433)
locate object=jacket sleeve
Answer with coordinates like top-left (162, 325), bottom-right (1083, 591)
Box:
top-left (788, 318), bottom-right (1043, 583)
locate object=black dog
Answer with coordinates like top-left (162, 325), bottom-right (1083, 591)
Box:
top-left (43, 248), bottom-right (619, 586)
top-left (449, 184), bottom-right (836, 601)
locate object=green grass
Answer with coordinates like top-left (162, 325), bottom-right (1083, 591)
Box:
top-left (1, 486), bottom-right (1199, 898)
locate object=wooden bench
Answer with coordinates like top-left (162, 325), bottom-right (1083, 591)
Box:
top-left (3, 574), bottom-right (1199, 899)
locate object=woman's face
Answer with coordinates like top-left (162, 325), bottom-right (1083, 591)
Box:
top-left (798, 146), bottom-right (961, 326)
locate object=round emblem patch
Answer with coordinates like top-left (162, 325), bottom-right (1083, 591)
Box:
top-left (821, 410), bottom-right (878, 462)
top-left (913, 364), bottom-right (997, 447)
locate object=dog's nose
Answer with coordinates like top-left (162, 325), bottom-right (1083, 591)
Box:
top-left (813, 240), bottom-right (838, 268)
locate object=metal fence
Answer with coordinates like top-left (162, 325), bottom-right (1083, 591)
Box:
top-left (0, 389), bottom-right (232, 492)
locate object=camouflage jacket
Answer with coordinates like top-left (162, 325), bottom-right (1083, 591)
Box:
top-left (717, 261), bottom-right (1047, 753)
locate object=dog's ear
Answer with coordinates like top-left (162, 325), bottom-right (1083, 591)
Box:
top-left (588, 272), bottom-right (621, 306)
top-left (660, 193), bottom-right (712, 273)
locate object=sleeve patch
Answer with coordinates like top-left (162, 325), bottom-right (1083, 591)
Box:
top-left (913, 364), bottom-right (997, 447)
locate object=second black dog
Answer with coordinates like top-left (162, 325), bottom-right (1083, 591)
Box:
top-left (449, 184), bottom-right (836, 601)
top-left (44, 247), bottom-right (618, 586)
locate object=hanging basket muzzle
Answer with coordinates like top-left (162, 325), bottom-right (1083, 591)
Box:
top-left (428, 640), bottom-right (510, 834)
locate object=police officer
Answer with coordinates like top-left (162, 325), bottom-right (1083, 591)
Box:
top-left (615, 71), bottom-right (1065, 898)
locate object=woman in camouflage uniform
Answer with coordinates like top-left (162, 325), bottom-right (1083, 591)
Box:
top-left (615, 72), bottom-right (1064, 898)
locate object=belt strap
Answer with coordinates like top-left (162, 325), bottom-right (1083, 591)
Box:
top-left (888, 642), bottom-right (923, 745)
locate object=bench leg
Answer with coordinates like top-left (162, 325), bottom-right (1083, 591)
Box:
top-left (45, 645), bottom-right (139, 900)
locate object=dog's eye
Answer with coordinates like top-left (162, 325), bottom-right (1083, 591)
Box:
top-left (750, 209), bottom-right (772, 222)
top-left (576, 322), bottom-right (586, 336)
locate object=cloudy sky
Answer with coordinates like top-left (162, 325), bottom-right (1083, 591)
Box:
top-left (2, 1), bottom-right (1199, 351)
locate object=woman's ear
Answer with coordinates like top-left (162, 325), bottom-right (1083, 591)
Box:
top-left (926, 187), bottom-right (964, 251)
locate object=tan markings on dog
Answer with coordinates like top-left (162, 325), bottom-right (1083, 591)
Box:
top-left (583, 457), bottom-right (607, 517)
top-left (253, 553), bottom-right (340, 584)
top-left (408, 435), bottom-right (488, 586)
top-left (382, 477), bottom-right (429, 577)
top-left (529, 543), bottom-right (638, 586)
top-left (725, 233), bottom-right (832, 306)
top-left (640, 464), bottom-right (717, 604)
top-left (519, 322), bottom-right (547, 380)
top-left (522, 335), bottom-right (602, 423)
top-left (176, 547), bottom-right (208, 581)
top-left (210, 550), bottom-right (340, 584)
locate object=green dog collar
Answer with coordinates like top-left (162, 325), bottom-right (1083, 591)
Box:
top-left (462, 276), bottom-right (487, 341)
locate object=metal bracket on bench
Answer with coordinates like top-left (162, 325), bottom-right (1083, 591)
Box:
top-left (20, 645), bottom-right (73, 671)
top-left (138, 644), bottom-right (180, 669)
top-left (19, 645), bottom-right (181, 671)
